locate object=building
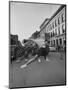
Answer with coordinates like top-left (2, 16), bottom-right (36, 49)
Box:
top-left (10, 34), bottom-right (18, 59)
top-left (29, 31), bottom-right (40, 39)
top-left (39, 5), bottom-right (66, 49)
top-left (10, 34), bottom-right (23, 60)
top-left (39, 18), bottom-right (49, 39)
top-left (11, 34), bottom-right (18, 45)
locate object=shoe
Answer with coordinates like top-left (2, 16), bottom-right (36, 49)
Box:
top-left (46, 58), bottom-right (50, 62)
top-left (38, 59), bottom-right (41, 62)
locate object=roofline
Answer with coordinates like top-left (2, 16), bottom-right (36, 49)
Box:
top-left (46, 5), bottom-right (66, 25)
top-left (40, 18), bottom-right (49, 28)
top-left (39, 5), bottom-right (66, 33)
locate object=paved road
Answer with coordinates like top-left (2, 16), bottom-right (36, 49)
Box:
top-left (9, 52), bottom-right (66, 88)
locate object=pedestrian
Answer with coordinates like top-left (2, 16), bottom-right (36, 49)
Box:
top-left (57, 45), bottom-right (60, 52)
top-left (37, 40), bottom-right (50, 60)
top-left (44, 41), bottom-right (50, 60)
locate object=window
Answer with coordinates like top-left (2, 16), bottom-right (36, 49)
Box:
top-left (49, 33), bottom-right (51, 38)
top-left (52, 22), bottom-right (54, 29)
top-left (53, 31), bottom-right (55, 36)
top-left (51, 32), bottom-right (53, 37)
top-left (52, 32), bottom-right (53, 37)
top-left (55, 29), bottom-right (57, 35)
top-left (50, 24), bottom-right (51, 30)
top-left (58, 17), bottom-right (60, 25)
top-left (47, 27), bottom-right (48, 31)
top-left (11, 39), bottom-right (16, 45)
top-left (58, 27), bottom-right (60, 35)
top-left (52, 40), bottom-right (53, 46)
top-left (59, 38), bottom-right (62, 45)
top-left (62, 24), bottom-right (65, 33)
top-left (55, 20), bottom-right (57, 27)
top-left (64, 40), bottom-right (66, 45)
top-left (51, 32), bottom-right (52, 37)
top-left (51, 25), bottom-right (52, 30)
top-left (50, 33), bottom-right (51, 37)
top-left (53, 40), bottom-right (55, 45)
top-left (47, 26), bottom-right (48, 32)
top-left (49, 25), bottom-right (50, 31)
top-left (61, 13), bottom-right (64, 23)
top-left (49, 33), bottom-right (50, 38)
top-left (51, 41), bottom-right (52, 46)
top-left (56, 39), bottom-right (58, 45)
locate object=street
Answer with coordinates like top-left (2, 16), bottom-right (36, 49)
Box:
top-left (9, 52), bottom-right (66, 88)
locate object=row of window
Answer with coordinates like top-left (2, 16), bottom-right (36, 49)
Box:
top-left (49, 24), bottom-right (65, 38)
top-left (47, 13), bottom-right (65, 32)
top-left (50, 38), bottom-right (65, 46)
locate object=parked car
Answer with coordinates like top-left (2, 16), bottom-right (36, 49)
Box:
top-left (49, 46), bottom-right (56, 52)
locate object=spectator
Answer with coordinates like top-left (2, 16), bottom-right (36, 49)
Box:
top-left (37, 41), bottom-right (50, 60)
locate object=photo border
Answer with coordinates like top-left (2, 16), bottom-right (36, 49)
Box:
top-left (9, 1), bottom-right (67, 89)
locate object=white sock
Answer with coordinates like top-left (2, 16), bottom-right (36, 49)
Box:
top-left (46, 58), bottom-right (50, 62)
top-left (38, 59), bottom-right (41, 62)
top-left (20, 64), bottom-right (27, 69)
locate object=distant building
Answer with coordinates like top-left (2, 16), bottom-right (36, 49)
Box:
top-left (29, 31), bottom-right (40, 39)
top-left (39, 5), bottom-right (66, 48)
top-left (10, 34), bottom-right (19, 59)
top-left (11, 34), bottom-right (18, 45)
top-left (10, 34), bottom-right (23, 60)
top-left (39, 18), bottom-right (49, 39)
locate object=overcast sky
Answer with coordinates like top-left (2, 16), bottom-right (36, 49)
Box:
top-left (10, 2), bottom-right (61, 42)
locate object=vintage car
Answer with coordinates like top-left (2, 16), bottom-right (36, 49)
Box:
top-left (49, 46), bottom-right (56, 52)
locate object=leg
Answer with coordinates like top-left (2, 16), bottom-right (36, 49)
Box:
top-left (44, 55), bottom-right (46, 60)
top-left (20, 55), bottom-right (38, 68)
top-left (26, 55), bottom-right (38, 65)
top-left (44, 55), bottom-right (50, 62)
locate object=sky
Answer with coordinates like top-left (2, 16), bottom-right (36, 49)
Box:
top-left (10, 2), bottom-right (61, 42)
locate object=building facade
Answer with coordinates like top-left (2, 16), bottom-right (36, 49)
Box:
top-left (39, 18), bottom-right (49, 39)
top-left (39, 5), bottom-right (66, 49)
top-left (10, 34), bottom-right (23, 60)
top-left (10, 34), bottom-right (18, 59)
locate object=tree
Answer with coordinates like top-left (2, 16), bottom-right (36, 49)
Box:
top-left (31, 31), bottom-right (39, 39)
